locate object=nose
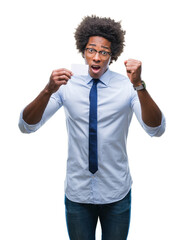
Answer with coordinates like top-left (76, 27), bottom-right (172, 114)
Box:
top-left (93, 52), bottom-right (101, 62)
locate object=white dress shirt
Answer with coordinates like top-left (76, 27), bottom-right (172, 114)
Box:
top-left (19, 68), bottom-right (166, 204)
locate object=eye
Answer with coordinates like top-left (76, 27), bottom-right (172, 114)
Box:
top-left (100, 51), bottom-right (108, 56)
top-left (88, 48), bottom-right (96, 53)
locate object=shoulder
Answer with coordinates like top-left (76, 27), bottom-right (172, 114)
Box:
top-left (108, 70), bottom-right (131, 86)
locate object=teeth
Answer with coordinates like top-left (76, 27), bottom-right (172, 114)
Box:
top-left (92, 66), bottom-right (100, 69)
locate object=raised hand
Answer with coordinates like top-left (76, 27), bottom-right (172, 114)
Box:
top-left (46, 68), bottom-right (73, 94)
top-left (124, 59), bottom-right (142, 87)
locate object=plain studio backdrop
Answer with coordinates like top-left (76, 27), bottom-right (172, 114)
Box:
top-left (0, 0), bottom-right (183, 239)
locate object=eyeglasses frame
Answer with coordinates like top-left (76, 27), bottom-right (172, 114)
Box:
top-left (85, 48), bottom-right (112, 58)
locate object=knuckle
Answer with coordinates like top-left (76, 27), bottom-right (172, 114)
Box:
top-left (51, 71), bottom-right (57, 77)
top-left (62, 80), bottom-right (67, 85)
top-left (52, 76), bottom-right (58, 81)
top-left (53, 69), bottom-right (58, 74)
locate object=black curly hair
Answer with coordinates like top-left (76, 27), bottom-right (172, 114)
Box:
top-left (74, 15), bottom-right (126, 63)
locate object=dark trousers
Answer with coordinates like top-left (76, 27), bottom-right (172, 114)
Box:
top-left (65, 190), bottom-right (131, 240)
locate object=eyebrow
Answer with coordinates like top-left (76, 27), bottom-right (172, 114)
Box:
top-left (89, 43), bottom-right (110, 50)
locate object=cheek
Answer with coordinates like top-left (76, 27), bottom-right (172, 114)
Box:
top-left (83, 53), bottom-right (91, 64)
top-left (84, 56), bottom-right (90, 65)
top-left (102, 58), bottom-right (111, 69)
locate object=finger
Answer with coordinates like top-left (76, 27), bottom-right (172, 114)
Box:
top-left (51, 73), bottom-right (71, 83)
top-left (57, 69), bottom-right (73, 77)
top-left (124, 59), bottom-right (134, 65)
top-left (52, 68), bottom-right (73, 77)
top-left (125, 62), bottom-right (138, 68)
top-left (52, 75), bottom-right (70, 82)
top-left (125, 66), bottom-right (136, 72)
top-left (56, 80), bottom-right (68, 85)
top-left (52, 70), bottom-right (72, 79)
top-left (125, 59), bottom-right (141, 66)
top-left (125, 63), bottom-right (141, 73)
top-left (55, 68), bottom-right (73, 76)
top-left (125, 62), bottom-right (134, 69)
top-left (129, 60), bottom-right (142, 68)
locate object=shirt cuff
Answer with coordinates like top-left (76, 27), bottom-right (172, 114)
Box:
top-left (18, 111), bottom-right (42, 133)
top-left (141, 113), bottom-right (166, 137)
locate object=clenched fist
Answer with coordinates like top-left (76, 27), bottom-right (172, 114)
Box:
top-left (46, 68), bottom-right (73, 94)
top-left (124, 59), bottom-right (142, 87)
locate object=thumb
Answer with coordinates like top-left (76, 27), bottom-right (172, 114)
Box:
top-left (124, 60), bottom-right (128, 66)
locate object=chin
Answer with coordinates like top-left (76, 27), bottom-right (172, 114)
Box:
top-left (90, 68), bottom-right (106, 79)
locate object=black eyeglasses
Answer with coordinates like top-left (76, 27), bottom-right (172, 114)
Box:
top-left (85, 48), bottom-right (112, 58)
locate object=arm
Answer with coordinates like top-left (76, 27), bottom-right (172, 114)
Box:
top-left (135, 89), bottom-right (162, 127)
top-left (124, 59), bottom-right (162, 127)
top-left (22, 68), bottom-right (73, 125)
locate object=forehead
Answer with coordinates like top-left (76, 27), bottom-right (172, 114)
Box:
top-left (86, 36), bottom-right (111, 49)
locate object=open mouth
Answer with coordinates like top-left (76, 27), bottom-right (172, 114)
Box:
top-left (91, 65), bottom-right (101, 73)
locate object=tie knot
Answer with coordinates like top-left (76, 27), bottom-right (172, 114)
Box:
top-left (92, 79), bottom-right (100, 85)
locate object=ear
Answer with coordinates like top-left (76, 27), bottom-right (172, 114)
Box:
top-left (109, 56), bottom-right (115, 65)
top-left (108, 56), bottom-right (112, 65)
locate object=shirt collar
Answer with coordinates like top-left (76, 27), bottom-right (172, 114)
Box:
top-left (86, 68), bottom-right (111, 87)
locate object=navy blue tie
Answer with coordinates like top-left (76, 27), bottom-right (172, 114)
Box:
top-left (89, 79), bottom-right (99, 174)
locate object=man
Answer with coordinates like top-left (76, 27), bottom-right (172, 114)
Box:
top-left (19, 16), bottom-right (166, 240)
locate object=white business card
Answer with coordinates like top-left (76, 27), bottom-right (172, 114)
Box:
top-left (71, 64), bottom-right (89, 76)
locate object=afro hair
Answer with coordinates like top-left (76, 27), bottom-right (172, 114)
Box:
top-left (74, 15), bottom-right (126, 63)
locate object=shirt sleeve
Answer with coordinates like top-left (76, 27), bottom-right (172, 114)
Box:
top-left (18, 90), bottom-right (63, 134)
top-left (130, 87), bottom-right (166, 137)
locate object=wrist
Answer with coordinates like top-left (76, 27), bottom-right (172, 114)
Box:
top-left (133, 78), bottom-right (142, 87)
top-left (133, 81), bottom-right (146, 91)
top-left (43, 84), bottom-right (54, 96)
top-left (133, 81), bottom-right (142, 87)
